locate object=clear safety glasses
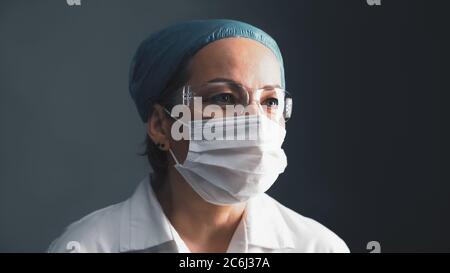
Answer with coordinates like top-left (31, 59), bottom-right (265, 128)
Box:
top-left (179, 81), bottom-right (293, 122)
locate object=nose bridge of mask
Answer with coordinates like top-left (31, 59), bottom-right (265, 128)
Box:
top-left (164, 106), bottom-right (286, 139)
top-left (191, 114), bottom-right (286, 142)
top-left (165, 109), bottom-right (287, 162)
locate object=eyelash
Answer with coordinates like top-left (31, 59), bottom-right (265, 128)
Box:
top-left (209, 93), bottom-right (236, 104)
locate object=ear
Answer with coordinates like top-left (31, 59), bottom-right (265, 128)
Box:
top-left (147, 104), bottom-right (171, 151)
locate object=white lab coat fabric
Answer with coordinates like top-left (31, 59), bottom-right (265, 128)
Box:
top-left (48, 173), bottom-right (349, 253)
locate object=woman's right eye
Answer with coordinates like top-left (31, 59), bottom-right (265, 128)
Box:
top-left (208, 93), bottom-right (236, 105)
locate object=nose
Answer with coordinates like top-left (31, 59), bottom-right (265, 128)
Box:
top-left (243, 102), bottom-right (261, 116)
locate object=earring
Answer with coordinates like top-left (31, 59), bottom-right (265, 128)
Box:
top-left (157, 143), bottom-right (165, 150)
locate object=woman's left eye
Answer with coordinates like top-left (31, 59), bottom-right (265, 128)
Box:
top-left (263, 98), bottom-right (279, 107)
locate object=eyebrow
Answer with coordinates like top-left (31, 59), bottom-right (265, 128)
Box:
top-left (206, 77), bottom-right (239, 84)
top-left (206, 77), bottom-right (282, 89)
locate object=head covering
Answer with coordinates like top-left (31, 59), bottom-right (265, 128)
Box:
top-left (129, 19), bottom-right (285, 122)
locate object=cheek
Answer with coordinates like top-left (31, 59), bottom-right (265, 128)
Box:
top-left (165, 119), bottom-right (189, 163)
top-left (170, 139), bottom-right (189, 164)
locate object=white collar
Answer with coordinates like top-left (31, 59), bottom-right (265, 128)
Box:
top-left (119, 173), bottom-right (295, 252)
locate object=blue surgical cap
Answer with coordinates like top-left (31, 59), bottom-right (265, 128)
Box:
top-left (129, 19), bottom-right (285, 122)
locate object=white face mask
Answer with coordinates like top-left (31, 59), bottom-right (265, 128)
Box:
top-left (168, 114), bottom-right (288, 206)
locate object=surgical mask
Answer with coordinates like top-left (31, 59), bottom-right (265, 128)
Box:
top-left (168, 114), bottom-right (288, 205)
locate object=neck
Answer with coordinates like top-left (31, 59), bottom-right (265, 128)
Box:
top-left (153, 169), bottom-right (246, 251)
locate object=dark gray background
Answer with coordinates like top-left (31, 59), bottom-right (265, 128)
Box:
top-left (0, 0), bottom-right (448, 252)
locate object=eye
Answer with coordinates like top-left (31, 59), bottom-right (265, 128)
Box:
top-left (262, 98), bottom-right (279, 107)
top-left (209, 93), bottom-right (236, 105)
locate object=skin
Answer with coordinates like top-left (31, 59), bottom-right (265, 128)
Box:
top-left (147, 37), bottom-right (282, 253)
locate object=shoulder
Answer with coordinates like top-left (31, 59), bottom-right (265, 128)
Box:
top-left (260, 193), bottom-right (350, 253)
top-left (47, 200), bottom-right (128, 253)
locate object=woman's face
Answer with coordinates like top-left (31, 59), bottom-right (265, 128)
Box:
top-left (157, 37), bottom-right (283, 164)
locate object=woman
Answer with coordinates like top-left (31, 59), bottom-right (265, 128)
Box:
top-left (48, 19), bottom-right (349, 253)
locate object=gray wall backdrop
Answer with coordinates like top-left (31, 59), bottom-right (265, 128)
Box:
top-left (0, 0), bottom-right (448, 252)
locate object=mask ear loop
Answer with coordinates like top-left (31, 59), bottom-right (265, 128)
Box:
top-left (163, 108), bottom-right (189, 126)
top-left (161, 107), bottom-right (184, 166)
top-left (163, 106), bottom-right (205, 127)
top-left (168, 148), bottom-right (181, 165)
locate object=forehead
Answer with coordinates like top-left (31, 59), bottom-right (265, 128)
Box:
top-left (187, 37), bottom-right (281, 88)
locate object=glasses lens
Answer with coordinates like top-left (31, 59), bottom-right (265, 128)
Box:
top-left (182, 83), bottom-right (292, 122)
top-left (194, 82), bottom-right (248, 106)
top-left (255, 88), bottom-right (292, 122)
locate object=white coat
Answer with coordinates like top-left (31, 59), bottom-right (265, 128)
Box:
top-left (48, 173), bottom-right (349, 253)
